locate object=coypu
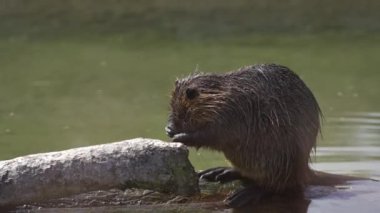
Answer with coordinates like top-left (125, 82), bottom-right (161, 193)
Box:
top-left (165, 64), bottom-right (359, 207)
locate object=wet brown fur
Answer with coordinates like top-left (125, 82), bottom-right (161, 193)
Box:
top-left (167, 64), bottom-right (322, 193)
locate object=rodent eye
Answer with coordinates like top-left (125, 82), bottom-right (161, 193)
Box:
top-left (186, 88), bottom-right (199, 100)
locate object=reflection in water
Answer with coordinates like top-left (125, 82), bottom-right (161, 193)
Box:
top-left (315, 111), bottom-right (380, 179)
top-left (231, 180), bottom-right (380, 213)
top-left (308, 180), bottom-right (380, 213)
top-left (324, 111), bottom-right (380, 146)
top-left (232, 196), bottom-right (310, 213)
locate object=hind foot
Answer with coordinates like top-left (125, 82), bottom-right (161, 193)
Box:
top-left (224, 185), bottom-right (267, 208)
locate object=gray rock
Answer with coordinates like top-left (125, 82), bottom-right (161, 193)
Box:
top-left (0, 138), bottom-right (199, 206)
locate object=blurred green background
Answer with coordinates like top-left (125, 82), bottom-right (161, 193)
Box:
top-left (0, 0), bottom-right (379, 173)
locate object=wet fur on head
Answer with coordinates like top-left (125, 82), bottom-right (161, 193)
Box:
top-left (169, 73), bottom-right (231, 135)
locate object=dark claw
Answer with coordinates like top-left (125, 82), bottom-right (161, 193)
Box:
top-left (199, 167), bottom-right (243, 183)
top-left (198, 167), bottom-right (227, 181)
top-left (224, 185), bottom-right (266, 208)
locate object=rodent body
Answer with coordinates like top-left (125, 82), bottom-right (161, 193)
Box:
top-left (166, 64), bottom-right (321, 193)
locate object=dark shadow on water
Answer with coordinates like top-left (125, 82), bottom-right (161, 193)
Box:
top-left (232, 179), bottom-right (380, 213)
top-left (232, 195), bottom-right (311, 213)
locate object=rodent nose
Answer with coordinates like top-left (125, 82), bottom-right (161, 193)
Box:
top-left (165, 124), bottom-right (176, 138)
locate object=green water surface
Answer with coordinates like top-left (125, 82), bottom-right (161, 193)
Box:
top-left (1, 32), bottom-right (380, 176)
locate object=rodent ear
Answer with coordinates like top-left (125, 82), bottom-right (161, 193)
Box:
top-left (185, 88), bottom-right (199, 100)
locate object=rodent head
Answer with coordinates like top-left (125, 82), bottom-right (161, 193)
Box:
top-left (166, 73), bottom-right (229, 139)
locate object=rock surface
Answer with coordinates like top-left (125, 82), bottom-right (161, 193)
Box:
top-left (0, 138), bottom-right (199, 206)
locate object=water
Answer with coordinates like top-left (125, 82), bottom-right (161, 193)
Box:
top-left (0, 32), bottom-right (380, 181)
top-left (313, 112), bottom-right (380, 179)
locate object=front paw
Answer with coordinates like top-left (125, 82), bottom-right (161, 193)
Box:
top-left (172, 132), bottom-right (203, 148)
top-left (199, 167), bottom-right (242, 183)
top-left (172, 133), bottom-right (190, 142)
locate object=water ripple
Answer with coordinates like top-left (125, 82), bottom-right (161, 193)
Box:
top-left (322, 111), bottom-right (380, 146)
